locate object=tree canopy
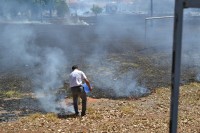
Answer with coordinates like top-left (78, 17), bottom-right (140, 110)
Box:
top-left (91, 5), bottom-right (103, 16)
top-left (0, 0), bottom-right (69, 20)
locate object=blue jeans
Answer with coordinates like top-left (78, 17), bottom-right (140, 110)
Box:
top-left (71, 86), bottom-right (87, 114)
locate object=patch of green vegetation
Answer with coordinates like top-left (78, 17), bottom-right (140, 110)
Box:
top-left (121, 62), bottom-right (139, 68)
top-left (0, 90), bottom-right (22, 98)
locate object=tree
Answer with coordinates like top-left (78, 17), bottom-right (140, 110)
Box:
top-left (0, 0), bottom-right (69, 20)
top-left (55, 0), bottom-right (69, 17)
top-left (91, 5), bottom-right (102, 16)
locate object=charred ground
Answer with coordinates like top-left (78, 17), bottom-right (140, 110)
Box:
top-left (0, 14), bottom-right (200, 132)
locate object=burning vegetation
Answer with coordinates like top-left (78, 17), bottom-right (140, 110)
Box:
top-left (0, 0), bottom-right (200, 132)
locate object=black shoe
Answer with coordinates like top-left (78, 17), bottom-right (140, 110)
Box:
top-left (81, 112), bottom-right (86, 116)
top-left (75, 112), bottom-right (79, 116)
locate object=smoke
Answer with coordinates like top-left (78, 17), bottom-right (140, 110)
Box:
top-left (0, 25), bottom-right (39, 70)
top-left (1, 0), bottom-right (200, 113)
top-left (0, 24), bottom-right (71, 113)
top-left (86, 59), bottom-right (150, 97)
top-left (33, 48), bottom-right (67, 112)
top-left (0, 18), bottom-right (151, 112)
top-left (0, 0), bottom-right (33, 20)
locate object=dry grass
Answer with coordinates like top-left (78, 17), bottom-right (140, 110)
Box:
top-left (0, 82), bottom-right (200, 132)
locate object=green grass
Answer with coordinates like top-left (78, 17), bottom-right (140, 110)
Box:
top-left (0, 90), bottom-right (22, 98)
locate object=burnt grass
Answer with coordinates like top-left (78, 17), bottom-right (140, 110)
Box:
top-left (0, 15), bottom-right (200, 123)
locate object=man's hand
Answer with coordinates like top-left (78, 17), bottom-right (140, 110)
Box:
top-left (89, 86), bottom-right (93, 92)
top-left (84, 79), bottom-right (92, 92)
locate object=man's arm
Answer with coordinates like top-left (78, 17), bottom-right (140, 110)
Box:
top-left (83, 78), bottom-right (92, 91)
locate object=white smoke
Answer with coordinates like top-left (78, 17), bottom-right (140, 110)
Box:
top-left (0, 25), bottom-right (39, 70)
top-left (196, 74), bottom-right (200, 81)
top-left (33, 48), bottom-right (67, 113)
top-left (1, 0), bottom-right (200, 113)
top-left (0, 24), bottom-right (71, 113)
top-left (85, 55), bottom-right (150, 97)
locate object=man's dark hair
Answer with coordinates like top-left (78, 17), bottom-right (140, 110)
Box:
top-left (72, 65), bottom-right (78, 70)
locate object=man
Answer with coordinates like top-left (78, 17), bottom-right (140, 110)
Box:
top-left (69, 65), bottom-right (92, 116)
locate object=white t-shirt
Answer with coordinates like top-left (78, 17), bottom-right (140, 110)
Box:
top-left (69, 69), bottom-right (87, 87)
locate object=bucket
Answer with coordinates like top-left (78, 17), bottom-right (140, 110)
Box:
top-left (82, 83), bottom-right (90, 93)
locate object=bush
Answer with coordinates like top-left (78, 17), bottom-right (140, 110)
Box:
top-left (56, 0), bottom-right (69, 17)
top-left (91, 5), bottom-right (103, 16)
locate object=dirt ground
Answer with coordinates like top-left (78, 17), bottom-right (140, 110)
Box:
top-left (0, 83), bottom-right (200, 133)
top-left (0, 15), bottom-right (200, 132)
